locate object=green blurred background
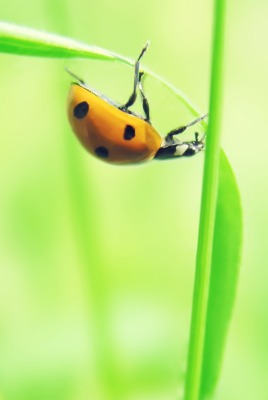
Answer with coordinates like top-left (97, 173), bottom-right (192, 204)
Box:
top-left (0, 0), bottom-right (267, 399)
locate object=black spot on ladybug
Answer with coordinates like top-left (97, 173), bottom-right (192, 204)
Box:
top-left (73, 101), bottom-right (89, 119)
top-left (95, 146), bottom-right (109, 158)
top-left (124, 125), bottom-right (135, 140)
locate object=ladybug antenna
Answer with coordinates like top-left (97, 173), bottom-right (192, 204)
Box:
top-left (65, 67), bottom-right (85, 85)
top-left (194, 131), bottom-right (207, 143)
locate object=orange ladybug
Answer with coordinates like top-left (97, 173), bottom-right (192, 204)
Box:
top-left (67, 43), bottom-right (206, 164)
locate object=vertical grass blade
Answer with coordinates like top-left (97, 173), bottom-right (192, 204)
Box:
top-left (183, 0), bottom-right (233, 399)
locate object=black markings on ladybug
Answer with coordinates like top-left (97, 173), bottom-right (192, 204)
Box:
top-left (73, 101), bottom-right (89, 119)
top-left (183, 147), bottom-right (196, 157)
top-left (95, 146), bottom-right (109, 158)
top-left (124, 125), bottom-right (135, 140)
top-left (155, 145), bottom-right (177, 159)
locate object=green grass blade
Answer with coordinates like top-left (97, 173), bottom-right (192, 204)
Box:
top-left (0, 21), bottom-right (204, 116)
top-left (200, 150), bottom-right (242, 397)
top-left (183, 0), bottom-right (243, 399)
top-left (0, 21), bottom-right (119, 60)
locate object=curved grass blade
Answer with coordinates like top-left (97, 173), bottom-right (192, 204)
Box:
top-left (0, 21), bottom-right (202, 116)
top-left (199, 150), bottom-right (242, 398)
top-left (0, 21), bottom-right (120, 61)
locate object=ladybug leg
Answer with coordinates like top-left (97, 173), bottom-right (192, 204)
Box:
top-left (165, 113), bottom-right (208, 142)
top-left (119, 42), bottom-right (150, 111)
top-left (154, 132), bottom-right (206, 159)
top-left (138, 72), bottom-right (150, 122)
top-left (65, 68), bottom-right (85, 85)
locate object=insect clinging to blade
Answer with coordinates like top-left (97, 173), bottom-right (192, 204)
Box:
top-left (67, 43), bottom-right (207, 164)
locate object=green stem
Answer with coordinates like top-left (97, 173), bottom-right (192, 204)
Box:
top-left (184, 0), bottom-right (227, 399)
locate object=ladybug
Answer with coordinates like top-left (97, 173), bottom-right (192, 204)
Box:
top-left (67, 43), bottom-right (207, 164)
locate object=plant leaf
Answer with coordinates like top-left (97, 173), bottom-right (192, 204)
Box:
top-left (0, 21), bottom-right (203, 115)
top-left (200, 150), bottom-right (243, 398)
top-left (0, 21), bottom-right (123, 61)
top-left (183, 0), bottom-right (243, 397)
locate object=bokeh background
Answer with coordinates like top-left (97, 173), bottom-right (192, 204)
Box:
top-left (0, 0), bottom-right (267, 399)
